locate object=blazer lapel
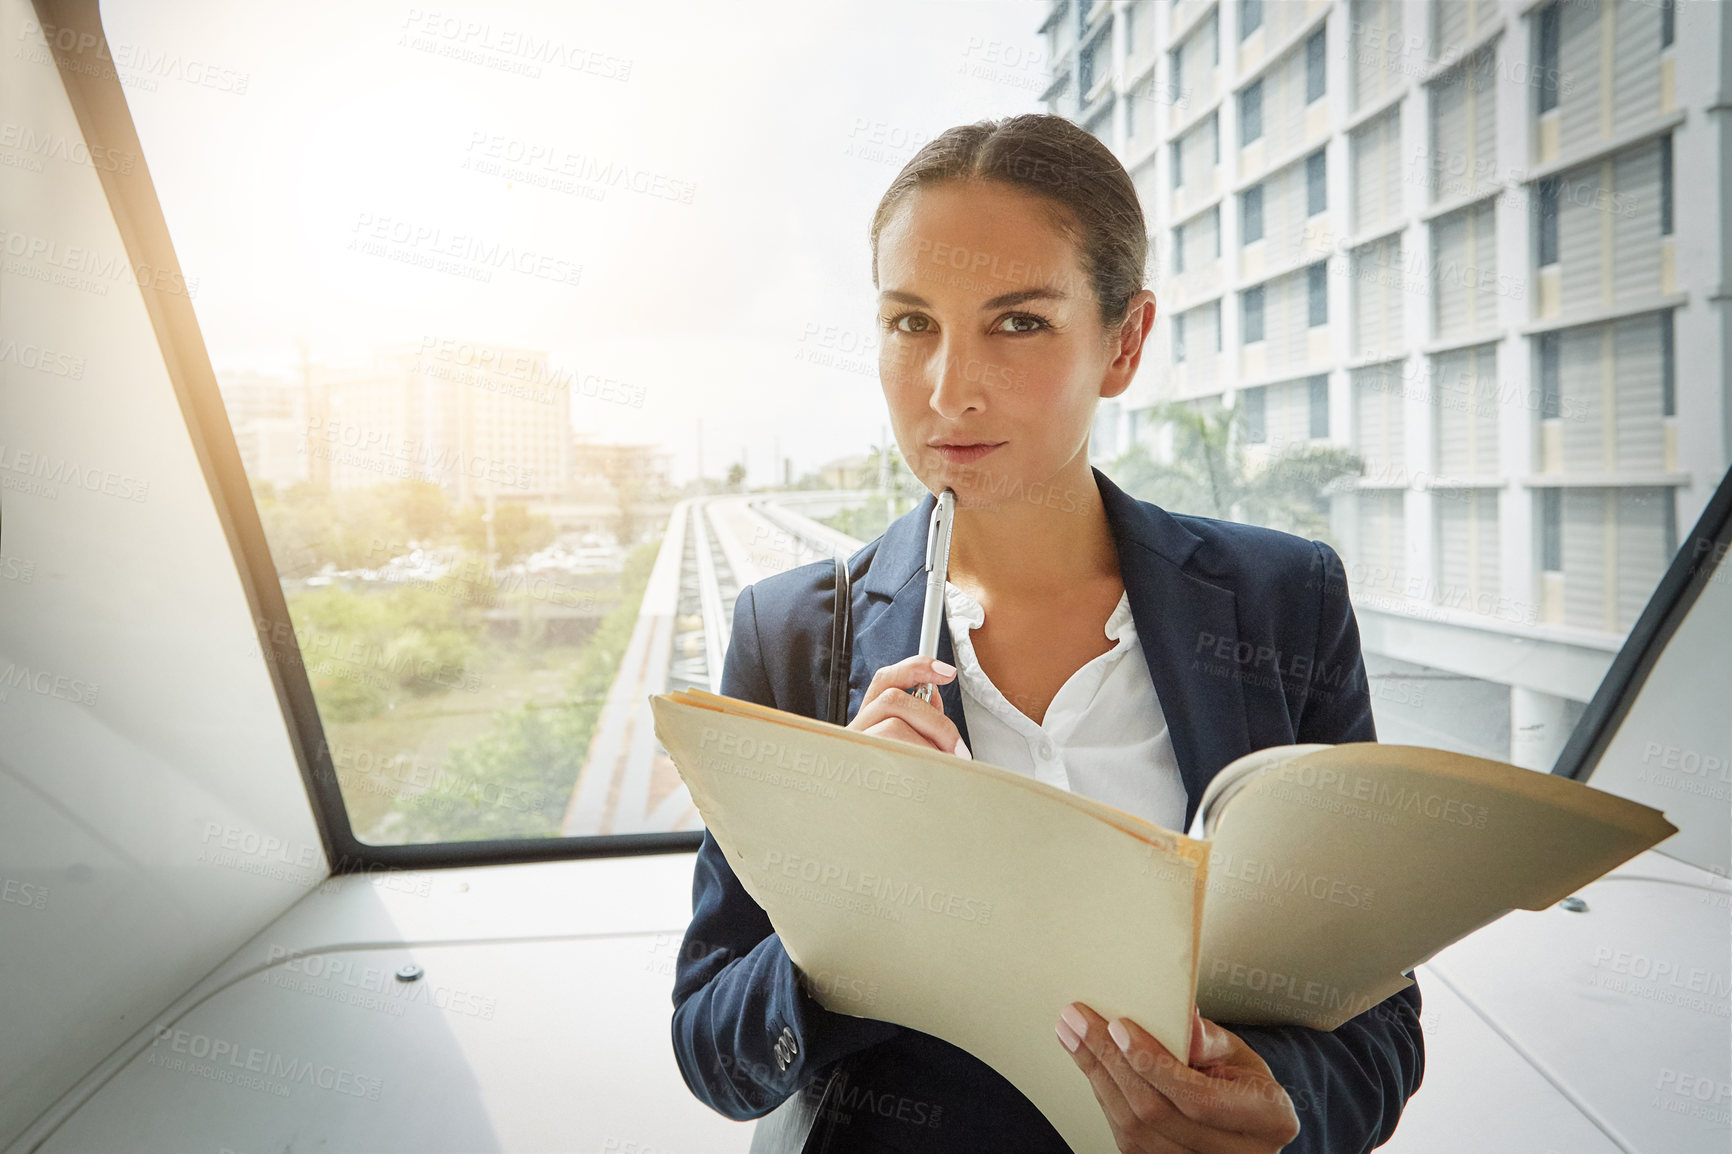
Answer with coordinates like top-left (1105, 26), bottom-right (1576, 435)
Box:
top-left (846, 472), bottom-right (1251, 831)
top-left (1093, 468), bottom-right (1251, 830)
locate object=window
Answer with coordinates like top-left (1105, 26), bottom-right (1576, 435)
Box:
top-left (1243, 385), bottom-right (1267, 441)
top-left (1537, 176), bottom-right (1560, 266)
top-left (1540, 487), bottom-right (1562, 571)
top-left (1212, 204), bottom-right (1223, 257)
top-left (1241, 0), bottom-right (1263, 40)
top-left (1079, 35), bottom-right (1097, 97)
top-left (1174, 312), bottom-right (1188, 362)
top-left (1170, 44), bottom-right (1185, 106)
top-left (1308, 262), bottom-right (1328, 326)
top-left (1215, 298), bottom-right (1224, 349)
top-left (1243, 183), bottom-right (1265, 242)
top-left (1240, 80), bottom-right (1263, 144)
top-left (1306, 29), bottom-right (1326, 102)
top-left (1660, 135), bottom-right (1673, 236)
top-left (1537, 2), bottom-right (1561, 114)
top-left (1243, 284), bottom-right (1267, 342)
top-left (1308, 374), bottom-right (1330, 437)
top-left (1538, 330), bottom-right (1561, 419)
top-left (1661, 309), bottom-right (1675, 417)
top-left (1661, 0), bottom-right (1675, 47)
top-left (1171, 140), bottom-right (1183, 189)
top-left (1306, 150), bottom-right (1327, 215)
top-left (1173, 223), bottom-right (1186, 273)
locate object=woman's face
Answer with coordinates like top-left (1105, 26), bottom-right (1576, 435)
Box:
top-left (874, 179), bottom-right (1153, 509)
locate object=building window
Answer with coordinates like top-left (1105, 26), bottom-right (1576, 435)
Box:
top-left (1306, 28), bottom-right (1326, 102)
top-left (1171, 139), bottom-right (1183, 189)
top-left (1243, 183), bottom-right (1265, 243)
top-left (1170, 44), bottom-right (1185, 106)
top-left (1308, 374), bottom-right (1329, 437)
top-left (1215, 299), bottom-right (1224, 350)
top-left (1661, 0), bottom-right (1675, 47)
top-left (1661, 309), bottom-right (1675, 417)
top-left (1241, 0), bottom-right (1263, 40)
top-left (1173, 223), bottom-right (1186, 274)
top-left (1539, 487), bottom-right (1562, 571)
top-left (1240, 80), bottom-right (1263, 144)
top-left (1174, 312), bottom-right (1188, 362)
top-left (1243, 284), bottom-right (1266, 343)
top-left (1306, 149), bottom-right (1327, 215)
top-left (1243, 384), bottom-right (1267, 442)
top-left (1536, 176), bottom-right (1560, 266)
top-left (1536, 2), bottom-right (1560, 114)
top-left (1212, 204), bottom-right (1222, 257)
top-left (1308, 262), bottom-right (1328, 326)
top-left (1660, 135), bottom-right (1673, 236)
top-left (1079, 35), bottom-right (1097, 97)
top-left (1538, 330), bottom-right (1560, 419)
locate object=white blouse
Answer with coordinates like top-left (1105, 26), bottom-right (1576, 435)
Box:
top-left (943, 579), bottom-right (1189, 833)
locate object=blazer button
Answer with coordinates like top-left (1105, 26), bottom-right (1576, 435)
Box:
top-left (773, 1025), bottom-right (797, 1072)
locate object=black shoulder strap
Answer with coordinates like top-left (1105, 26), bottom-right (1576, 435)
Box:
top-left (826, 554), bottom-right (853, 726)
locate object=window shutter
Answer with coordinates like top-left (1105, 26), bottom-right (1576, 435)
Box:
top-left (1353, 364), bottom-right (1406, 475)
top-left (1558, 0), bottom-right (1601, 156)
top-left (1432, 211), bottom-right (1468, 339)
top-left (1430, 63), bottom-right (1467, 203)
top-left (1355, 489), bottom-right (1407, 594)
top-left (1612, 313), bottom-right (1664, 471)
top-left (1434, 0), bottom-right (1469, 59)
top-left (1351, 0), bottom-right (1402, 111)
top-left (1561, 488), bottom-right (1606, 629)
top-left (1558, 161), bottom-right (1603, 316)
top-left (1612, 141), bottom-right (1663, 303)
top-left (1559, 322), bottom-right (1604, 471)
top-left (1612, 0), bottom-right (1662, 134)
top-left (1615, 488), bottom-right (1669, 630)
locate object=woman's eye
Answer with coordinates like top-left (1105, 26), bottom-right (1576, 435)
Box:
top-left (997, 313), bottom-right (1048, 334)
top-left (884, 312), bottom-right (932, 334)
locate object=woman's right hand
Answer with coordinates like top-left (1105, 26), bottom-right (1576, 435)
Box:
top-left (847, 655), bottom-right (970, 757)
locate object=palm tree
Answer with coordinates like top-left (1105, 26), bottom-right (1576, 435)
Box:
top-left (1109, 399), bottom-right (1363, 545)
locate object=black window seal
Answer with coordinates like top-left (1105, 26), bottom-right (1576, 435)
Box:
top-left (1551, 467), bottom-right (1732, 781)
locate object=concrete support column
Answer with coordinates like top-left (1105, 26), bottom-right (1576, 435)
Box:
top-left (1511, 684), bottom-right (1573, 771)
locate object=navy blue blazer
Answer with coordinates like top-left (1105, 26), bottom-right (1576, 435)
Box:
top-left (670, 467), bottom-right (1425, 1153)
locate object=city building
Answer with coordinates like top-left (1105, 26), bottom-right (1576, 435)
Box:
top-left (1043, 0), bottom-right (1727, 767)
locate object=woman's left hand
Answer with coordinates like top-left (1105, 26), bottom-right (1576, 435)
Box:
top-left (1056, 1001), bottom-right (1300, 1152)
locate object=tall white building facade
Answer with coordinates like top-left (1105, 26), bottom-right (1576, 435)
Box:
top-left (1044, 0), bottom-right (1729, 767)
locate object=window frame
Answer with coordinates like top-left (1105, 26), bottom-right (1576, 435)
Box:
top-left (50, 6), bottom-right (702, 871)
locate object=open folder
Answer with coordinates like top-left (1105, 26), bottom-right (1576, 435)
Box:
top-left (650, 688), bottom-right (1676, 1154)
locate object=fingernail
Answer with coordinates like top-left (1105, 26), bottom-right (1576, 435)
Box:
top-left (952, 737), bottom-right (972, 759)
top-left (1059, 1005), bottom-right (1087, 1039)
top-left (931, 659), bottom-right (955, 676)
top-left (1055, 1019), bottom-right (1081, 1052)
top-left (1108, 1020), bottom-right (1131, 1053)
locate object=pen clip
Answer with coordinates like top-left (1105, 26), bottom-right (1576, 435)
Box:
top-left (924, 502), bottom-right (942, 570)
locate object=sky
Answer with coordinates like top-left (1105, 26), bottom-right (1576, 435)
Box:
top-left (101, 0), bottom-right (1054, 486)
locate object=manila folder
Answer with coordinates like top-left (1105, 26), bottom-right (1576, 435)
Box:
top-left (651, 688), bottom-right (1209, 1154)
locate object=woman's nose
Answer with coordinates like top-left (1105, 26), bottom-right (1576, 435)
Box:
top-left (927, 345), bottom-right (988, 419)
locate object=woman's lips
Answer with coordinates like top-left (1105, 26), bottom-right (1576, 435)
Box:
top-left (929, 442), bottom-right (1004, 465)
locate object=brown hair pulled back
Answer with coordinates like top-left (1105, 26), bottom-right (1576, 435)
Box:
top-left (869, 113), bottom-right (1149, 334)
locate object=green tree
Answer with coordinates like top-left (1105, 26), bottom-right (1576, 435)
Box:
top-left (454, 500), bottom-right (559, 568)
top-left (286, 583), bottom-right (482, 723)
top-left (1109, 399), bottom-right (1362, 544)
top-left (387, 540), bottom-right (662, 842)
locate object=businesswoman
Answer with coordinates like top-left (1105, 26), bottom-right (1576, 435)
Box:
top-left (672, 113), bottom-right (1424, 1153)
